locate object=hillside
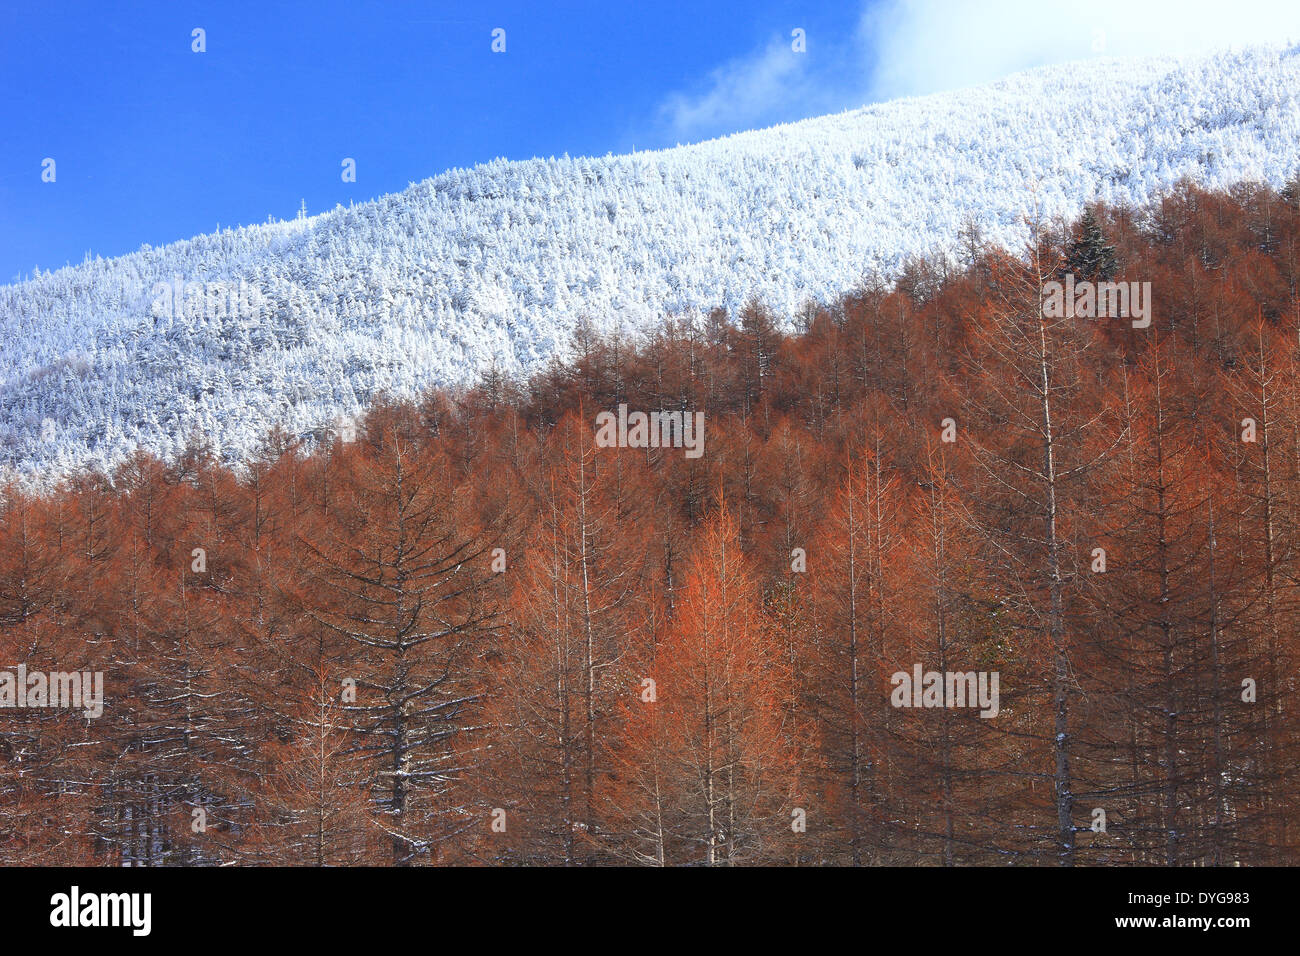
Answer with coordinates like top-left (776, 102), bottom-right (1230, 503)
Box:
top-left (3, 181), bottom-right (1298, 866)
top-left (4, 44), bottom-right (1300, 480)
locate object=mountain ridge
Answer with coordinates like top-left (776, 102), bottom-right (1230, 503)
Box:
top-left (4, 44), bottom-right (1300, 481)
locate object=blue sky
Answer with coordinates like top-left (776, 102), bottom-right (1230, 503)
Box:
top-left (4, 0), bottom-right (1298, 282)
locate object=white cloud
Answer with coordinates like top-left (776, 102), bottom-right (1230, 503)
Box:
top-left (654, 36), bottom-right (836, 145)
top-left (650, 0), bottom-right (1300, 143)
top-left (863, 0), bottom-right (1300, 100)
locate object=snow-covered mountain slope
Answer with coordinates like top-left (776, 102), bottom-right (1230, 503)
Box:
top-left (4, 45), bottom-right (1300, 480)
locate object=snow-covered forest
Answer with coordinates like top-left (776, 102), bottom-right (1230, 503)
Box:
top-left (4, 45), bottom-right (1300, 481)
top-left (4, 182), bottom-right (1300, 865)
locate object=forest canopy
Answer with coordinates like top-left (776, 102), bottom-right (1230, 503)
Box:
top-left (3, 179), bottom-right (1300, 866)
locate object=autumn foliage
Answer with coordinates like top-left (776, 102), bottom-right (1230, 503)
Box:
top-left (3, 180), bottom-right (1300, 865)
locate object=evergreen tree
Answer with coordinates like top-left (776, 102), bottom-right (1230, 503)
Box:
top-left (1282, 171), bottom-right (1300, 210)
top-left (1064, 208), bottom-right (1119, 281)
